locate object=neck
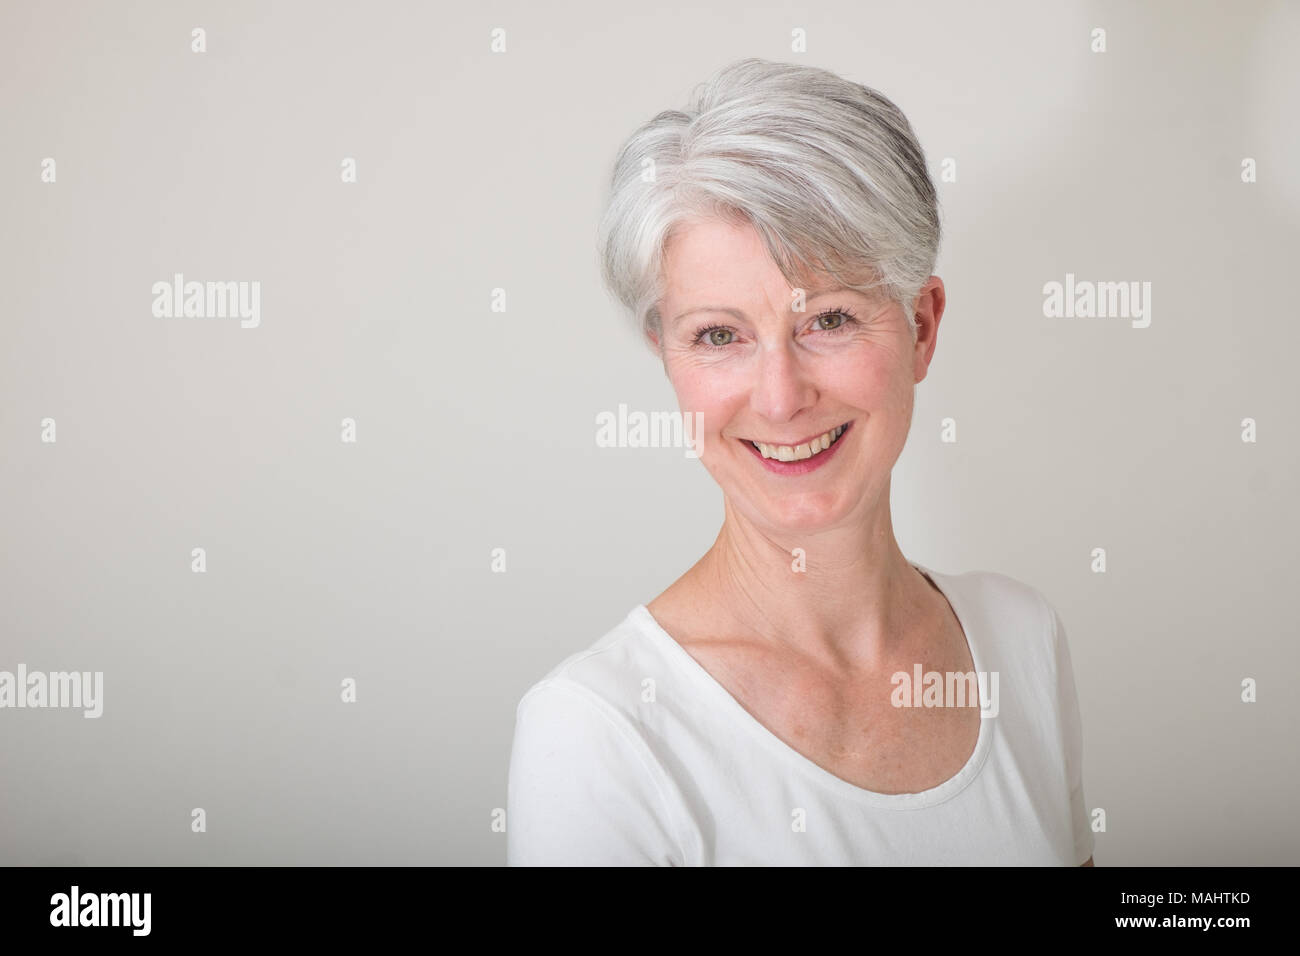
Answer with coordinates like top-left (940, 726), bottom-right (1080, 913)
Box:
top-left (695, 485), bottom-right (926, 671)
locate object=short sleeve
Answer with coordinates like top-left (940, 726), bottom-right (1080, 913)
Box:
top-left (506, 679), bottom-right (684, 866)
top-left (1050, 603), bottom-right (1096, 865)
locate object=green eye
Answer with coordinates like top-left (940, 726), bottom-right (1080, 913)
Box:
top-left (817, 311), bottom-right (846, 330)
top-left (695, 326), bottom-right (735, 347)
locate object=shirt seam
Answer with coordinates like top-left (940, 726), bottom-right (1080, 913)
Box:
top-left (1036, 586), bottom-right (1092, 865)
top-left (521, 676), bottom-right (693, 865)
top-left (516, 621), bottom-right (649, 706)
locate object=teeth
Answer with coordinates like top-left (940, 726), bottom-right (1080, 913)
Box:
top-left (753, 423), bottom-right (847, 461)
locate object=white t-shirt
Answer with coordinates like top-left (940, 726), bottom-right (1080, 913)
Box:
top-left (506, 562), bottom-right (1095, 866)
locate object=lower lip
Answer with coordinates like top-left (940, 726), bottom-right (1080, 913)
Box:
top-left (742, 421), bottom-right (853, 475)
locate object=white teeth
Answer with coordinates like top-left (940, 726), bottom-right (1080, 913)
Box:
top-left (752, 423), bottom-right (847, 462)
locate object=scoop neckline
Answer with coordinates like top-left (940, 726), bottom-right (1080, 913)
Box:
top-left (631, 561), bottom-right (994, 810)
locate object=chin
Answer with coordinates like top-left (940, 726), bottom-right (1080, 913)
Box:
top-left (752, 493), bottom-right (853, 533)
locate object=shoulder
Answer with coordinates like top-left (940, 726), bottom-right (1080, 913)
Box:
top-left (509, 606), bottom-right (674, 785)
top-left (515, 606), bottom-right (665, 727)
top-left (506, 608), bottom-right (690, 865)
top-left (941, 565), bottom-right (1053, 620)
top-left (927, 564), bottom-right (1071, 675)
top-left (930, 565), bottom-right (1056, 637)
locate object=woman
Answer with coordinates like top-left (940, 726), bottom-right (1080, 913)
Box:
top-left (507, 58), bottom-right (1095, 866)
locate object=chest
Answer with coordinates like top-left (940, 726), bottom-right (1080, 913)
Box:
top-left (682, 621), bottom-right (982, 795)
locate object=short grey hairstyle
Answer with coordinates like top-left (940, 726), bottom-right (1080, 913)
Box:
top-left (596, 58), bottom-right (941, 348)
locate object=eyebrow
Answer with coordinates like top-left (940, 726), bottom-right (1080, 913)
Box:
top-left (670, 286), bottom-right (858, 326)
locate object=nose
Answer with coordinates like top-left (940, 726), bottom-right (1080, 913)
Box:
top-left (749, 339), bottom-right (817, 424)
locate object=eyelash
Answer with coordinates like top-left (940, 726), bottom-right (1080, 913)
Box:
top-left (691, 306), bottom-right (860, 348)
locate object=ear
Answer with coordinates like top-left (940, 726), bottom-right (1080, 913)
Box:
top-left (910, 276), bottom-right (946, 384)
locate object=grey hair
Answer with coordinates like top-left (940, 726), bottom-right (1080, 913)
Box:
top-left (595, 58), bottom-right (941, 348)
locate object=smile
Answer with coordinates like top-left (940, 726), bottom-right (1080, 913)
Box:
top-left (747, 422), bottom-right (849, 462)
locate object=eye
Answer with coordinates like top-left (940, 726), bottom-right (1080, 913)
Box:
top-left (693, 325), bottom-right (736, 348)
top-left (813, 307), bottom-right (857, 331)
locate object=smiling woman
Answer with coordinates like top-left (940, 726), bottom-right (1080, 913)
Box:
top-left (506, 57), bottom-right (1095, 867)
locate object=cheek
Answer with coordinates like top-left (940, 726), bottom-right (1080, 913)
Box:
top-left (821, 351), bottom-right (895, 404)
top-left (665, 363), bottom-right (748, 426)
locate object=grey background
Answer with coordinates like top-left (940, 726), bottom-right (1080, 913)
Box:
top-left (2, 0), bottom-right (1297, 865)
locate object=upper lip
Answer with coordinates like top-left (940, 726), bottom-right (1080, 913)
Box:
top-left (742, 421), bottom-right (849, 447)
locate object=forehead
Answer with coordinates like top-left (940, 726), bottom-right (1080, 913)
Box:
top-left (661, 219), bottom-right (879, 320)
top-left (665, 221), bottom-right (826, 299)
top-left (662, 218), bottom-right (774, 287)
